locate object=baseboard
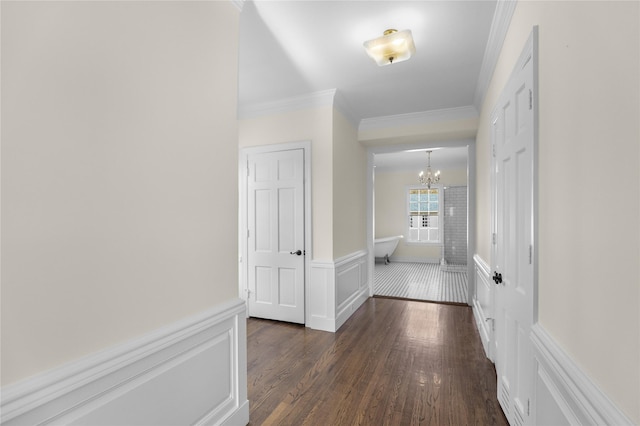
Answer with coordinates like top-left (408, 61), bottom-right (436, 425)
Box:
top-left (388, 256), bottom-right (440, 264)
top-left (335, 287), bottom-right (369, 331)
top-left (531, 324), bottom-right (634, 426)
top-left (1, 299), bottom-right (249, 426)
top-left (308, 250), bottom-right (368, 333)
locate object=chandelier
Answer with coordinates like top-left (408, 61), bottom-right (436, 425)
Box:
top-left (418, 150), bottom-right (440, 188)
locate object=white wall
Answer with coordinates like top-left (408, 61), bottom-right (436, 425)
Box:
top-left (359, 114), bottom-right (478, 147)
top-left (476, 1), bottom-right (639, 422)
top-left (332, 109), bottom-right (367, 259)
top-left (375, 168), bottom-right (467, 261)
top-left (1, 1), bottom-right (240, 386)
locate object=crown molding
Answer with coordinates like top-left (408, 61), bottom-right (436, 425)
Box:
top-left (473, 0), bottom-right (518, 111)
top-left (230, 0), bottom-right (245, 12)
top-left (358, 106), bottom-right (478, 133)
top-left (333, 90), bottom-right (359, 128)
top-left (238, 89), bottom-right (337, 120)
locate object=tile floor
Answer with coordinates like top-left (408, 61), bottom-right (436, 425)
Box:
top-left (374, 261), bottom-right (468, 304)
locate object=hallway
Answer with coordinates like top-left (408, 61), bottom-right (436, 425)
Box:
top-left (247, 298), bottom-right (506, 425)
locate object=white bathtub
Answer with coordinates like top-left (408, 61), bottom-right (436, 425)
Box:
top-left (374, 235), bottom-right (403, 264)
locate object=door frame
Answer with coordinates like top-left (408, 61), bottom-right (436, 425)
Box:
top-left (366, 139), bottom-right (477, 305)
top-left (239, 140), bottom-right (312, 322)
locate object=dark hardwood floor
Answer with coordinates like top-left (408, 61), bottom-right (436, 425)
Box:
top-left (247, 297), bottom-right (508, 425)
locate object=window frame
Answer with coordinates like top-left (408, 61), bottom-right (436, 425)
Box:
top-left (405, 184), bottom-right (443, 245)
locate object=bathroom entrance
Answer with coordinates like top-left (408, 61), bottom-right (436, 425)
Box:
top-left (368, 143), bottom-right (475, 305)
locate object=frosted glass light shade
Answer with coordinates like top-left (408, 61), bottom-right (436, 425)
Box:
top-left (363, 29), bottom-right (416, 66)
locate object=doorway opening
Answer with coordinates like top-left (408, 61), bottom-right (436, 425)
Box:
top-left (367, 142), bottom-right (476, 306)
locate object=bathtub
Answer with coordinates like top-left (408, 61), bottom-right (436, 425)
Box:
top-left (374, 235), bottom-right (403, 264)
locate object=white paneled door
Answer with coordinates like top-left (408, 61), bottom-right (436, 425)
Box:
top-left (247, 149), bottom-right (305, 324)
top-left (491, 29), bottom-right (537, 426)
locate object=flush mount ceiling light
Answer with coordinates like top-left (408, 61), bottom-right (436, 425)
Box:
top-left (363, 29), bottom-right (416, 66)
top-left (418, 150), bottom-right (440, 189)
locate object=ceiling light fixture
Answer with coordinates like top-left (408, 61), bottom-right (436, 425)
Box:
top-left (418, 150), bottom-right (440, 189)
top-left (363, 29), bottom-right (416, 66)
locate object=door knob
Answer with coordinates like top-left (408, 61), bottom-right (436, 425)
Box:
top-left (492, 271), bottom-right (503, 284)
top-left (290, 250), bottom-right (303, 256)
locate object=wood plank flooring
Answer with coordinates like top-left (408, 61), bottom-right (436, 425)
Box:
top-left (247, 297), bottom-right (508, 425)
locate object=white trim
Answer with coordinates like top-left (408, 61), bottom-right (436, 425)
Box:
top-left (359, 106), bottom-right (478, 133)
top-left (472, 254), bottom-right (494, 361)
top-left (405, 184), bottom-right (443, 245)
top-left (1, 299), bottom-right (249, 426)
top-left (334, 249), bottom-right (368, 268)
top-left (473, 253), bottom-right (491, 277)
top-left (531, 324), bottom-right (634, 426)
top-left (473, 0), bottom-right (519, 110)
top-left (239, 141), bottom-right (312, 325)
top-left (308, 250), bottom-right (369, 332)
top-left (333, 89), bottom-right (359, 127)
top-left (238, 89), bottom-right (336, 120)
top-left (229, 0), bottom-right (244, 12)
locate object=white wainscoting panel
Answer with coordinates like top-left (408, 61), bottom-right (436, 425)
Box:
top-left (335, 250), bottom-right (369, 331)
top-left (531, 324), bottom-right (634, 426)
top-left (1, 299), bottom-right (249, 426)
top-left (308, 250), bottom-right (369, 333)
top-left (308, 260), bottom-right (336, 332)
top-left (472, 254), bottom-right (494, 361)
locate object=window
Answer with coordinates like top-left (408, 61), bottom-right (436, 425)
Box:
top-left (407, 186), bottom-right (441, 243)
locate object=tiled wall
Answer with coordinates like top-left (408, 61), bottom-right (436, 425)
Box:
top-left (443, 186), bottom-right (467, 265)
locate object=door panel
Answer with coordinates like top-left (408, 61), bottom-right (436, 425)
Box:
top-left (492, 31), bottom-right (536, 426)
top-left (248, 149), bottom-right (305, 324)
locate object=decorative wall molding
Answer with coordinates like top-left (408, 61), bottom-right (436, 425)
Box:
top-left (472, 254), bottom-right (494, 361)
top-left (335, 250), bottom-right (368, 331)
top-left (238, 89), bottom-right (337, 120)
top-left (359, 106), bottom-right (478, 133)
top-left (229, 0), bottom-right (245, 12)
top-left (333, 89), bottom-right (359, 127)
top-left (1, 299), bottom-right (249, 426)
top-left (531, 324), bottom-right (634, 426)
top-left (308, 250), bottom-right (369, 332)
top-left (473, 0), bottom-right (518, 110)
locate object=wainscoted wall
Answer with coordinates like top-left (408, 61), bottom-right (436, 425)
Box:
top-left (308, 250), bottom-right (369, 332)
top-left (531, 325), bottom-right (633, 426)
top-left (0, 299), bottom-right (249, 426)
top-left (472, 254), bottom-right (633, 425)
top-left (472, 254), bottom-right (494, 361)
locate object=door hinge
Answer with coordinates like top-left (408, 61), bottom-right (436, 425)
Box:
top-left (492, 233), bottom-right (497, 245)
top-left (529, 89), bottom-right (533, 110)
top-left (247, 164), bottom-right (250, 177)
top-left (527, 399), bottom-right (530, 416)
top-left (492, 144), bottom-right (496, 158)
top-left (529, 245), bottom-right (532, 264)
top-left (247, 229), bottom-right (250, 238)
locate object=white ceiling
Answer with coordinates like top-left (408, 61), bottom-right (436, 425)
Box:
top-left (238, 0), bottom-right (498, 121)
